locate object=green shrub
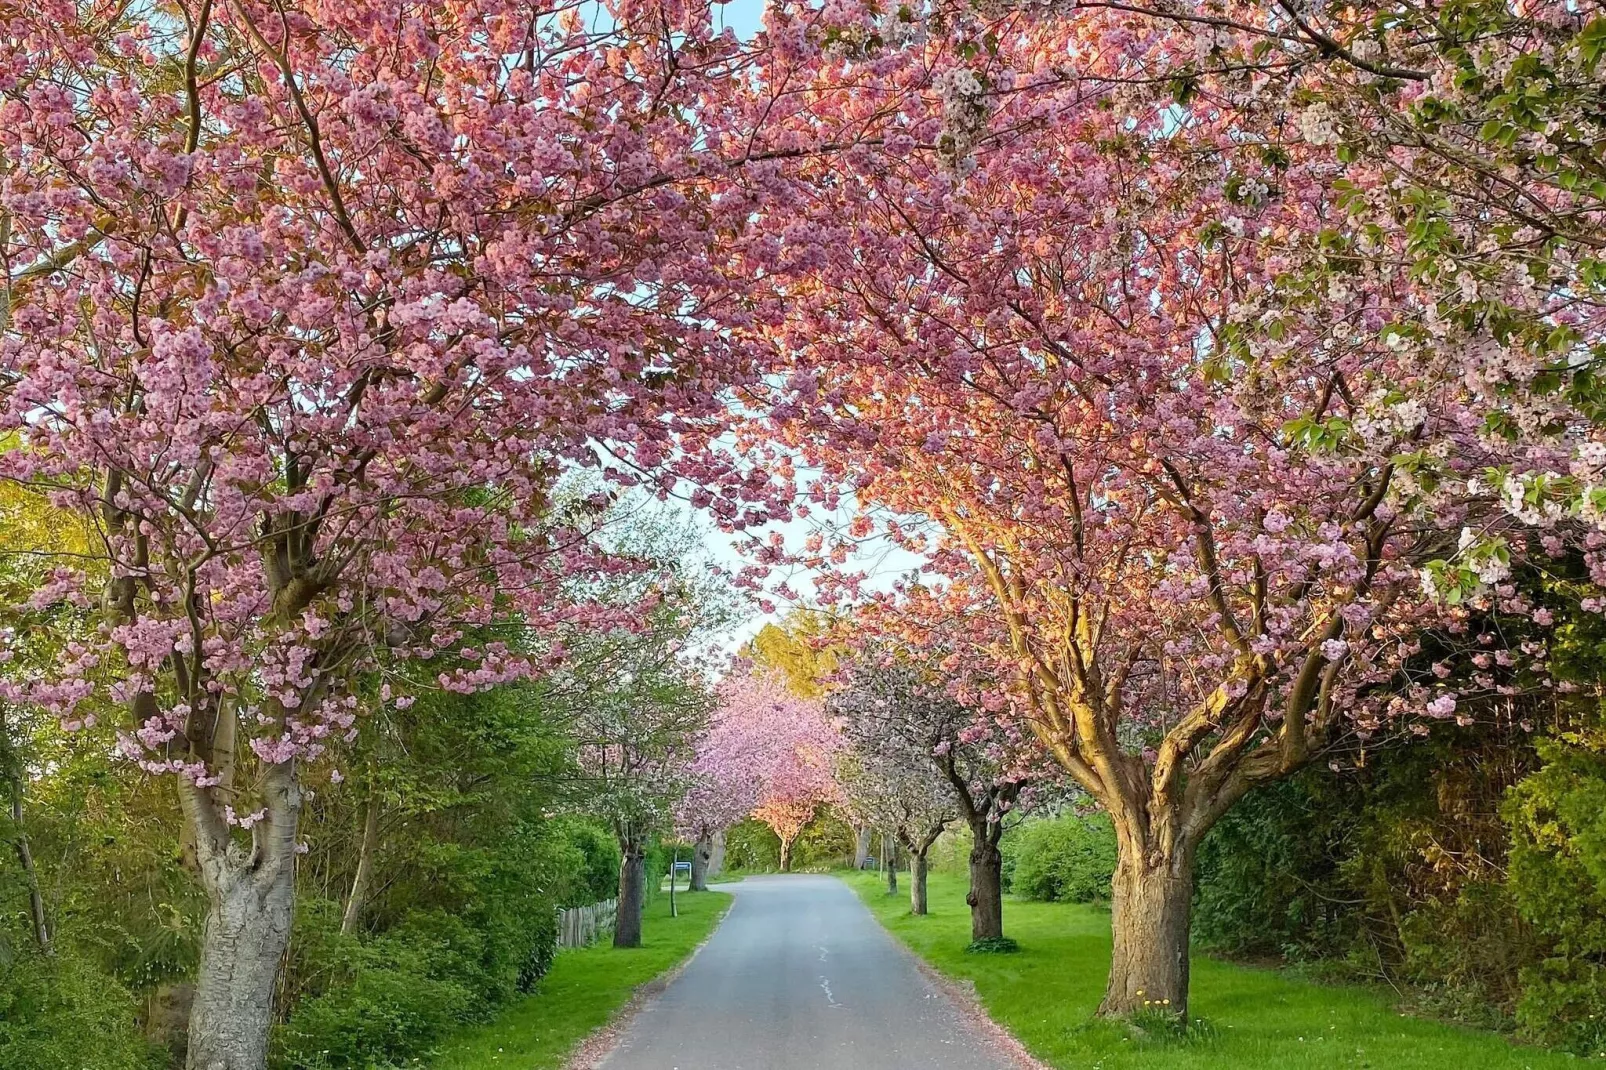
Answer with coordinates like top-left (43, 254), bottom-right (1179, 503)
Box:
top-left (275, 911), bottom-right (486, 1069)
top-left (1004, 814), bottom-right (1117, 904)
top-left (1504, 733), bottom-right (1606, 1054)
top-left (516, 905), bottom-right (558, 994)
top-left (723, 818), bottom-right (781, 871)
top-left (793, 808), bottom-right (855, 870)
top-left (0, 951), bottom-right (159, 1070)
top-left (274, 894), bottom-right (562, 1069)
top-left (1392, 880), bottom-right (1536, 1029)
top-left (557, 820), bottom-right (621, 907)
top-left (1194, 770), bottom-right (1360, 960)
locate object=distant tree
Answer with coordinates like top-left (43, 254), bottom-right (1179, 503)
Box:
top-left (702, 672), bottom-right (840, 873)
top-left (745, 612), bottom-right (842, 700)
top-left (829, 645), bottom-right (1035, 942)
top-left (555, 513), bottom-right (732, 946)
top-left (678, 702), bottom-right (768, 891)
top-left (831, 658), bottom-right (956, 915)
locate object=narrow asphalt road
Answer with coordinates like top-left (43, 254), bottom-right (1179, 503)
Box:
top-left (596, 875), bottom-right (1024, 1070)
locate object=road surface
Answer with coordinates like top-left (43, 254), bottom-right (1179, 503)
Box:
top-left (596, 874), bottom-right (1024, 1070)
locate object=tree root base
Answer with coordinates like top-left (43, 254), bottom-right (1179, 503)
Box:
top-left (964, 936), bottom-right (1020, 954)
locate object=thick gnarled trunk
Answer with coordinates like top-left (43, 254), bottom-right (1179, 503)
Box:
top-left (183, 764), bottom-right (300, 1070)
top-left (966, 827), bottom-right (1004, 942)
top-left (614, 835), bottom-right (646, 948)
top-left (1100, 851), bottom-right (1194, 1019)
top-left (689, 830), bottom-right (713, 891)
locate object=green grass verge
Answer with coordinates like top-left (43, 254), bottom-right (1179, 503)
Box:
top-left (430, 890), bottom-right (732, 1070)
top-left (844, 872), bottom-right (1579, 1069)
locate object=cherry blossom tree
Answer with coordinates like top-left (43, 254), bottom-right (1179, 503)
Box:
top-left (722, 2), bottom-right (1500, 1015)
top-left (0, 2), bottom-right (833, 1063)
top-left (828, 638), bottom-right (1034, 940)
top-left (552, 512), bottom-right (731, 946)
top-left (559, 632), bottom-right (714, 948)
top-left (701, 670), bottom-right (840, 873)
top-left (916, 0), bottom-right (1606, 597)
top-left (743, 612), bottom-right (868, 860)
top-left (830, 656), bottom-right (957, 915)
top-left (677, 702), bottom-right (769, 891)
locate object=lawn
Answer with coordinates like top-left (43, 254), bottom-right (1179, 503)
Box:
top-left (845, 872), bottom-right (1581, 1070)
top-left (431, 889), bottom-right (732, 1070)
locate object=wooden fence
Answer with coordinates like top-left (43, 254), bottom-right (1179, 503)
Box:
top-left (556, 898), bottom-right (617, 948)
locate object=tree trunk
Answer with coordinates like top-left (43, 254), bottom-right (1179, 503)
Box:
top-left (909, 849), bottom-right (929, 915)
top-left (707, 828), bottom-right (725, 877)
top-left (614, 838), bottom-right (646, 948)
top-left (852, 825), bottom-right (872, 869)
top-left (966, 825), bottom-right (1004, 943)
top-left (778, 833), bottom-right (795, 873)
top-left (2, 776), bottom-right (49, 952)
top-left (0, 703), bottom-right (50, 954)
top-left (1099, 852), bottom-right (1194, 1019)
top-left (339, 799), bottom-right (380, 936)
top-left (689, 830), bottom-right (713, 892)
top-left (885, 836), bottom-right (898, 894)
top-left (183, 765), bottom-right (300, 1070)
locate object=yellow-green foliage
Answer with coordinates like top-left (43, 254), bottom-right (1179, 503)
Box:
top-left (743, 611), bottom-right (841, 697)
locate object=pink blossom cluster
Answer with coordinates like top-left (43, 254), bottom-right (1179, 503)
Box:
top-left (678, 670), bottom-right (841, 844)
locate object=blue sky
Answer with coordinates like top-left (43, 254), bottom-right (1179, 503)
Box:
top-left (714, 0), bottom-right (768, 39)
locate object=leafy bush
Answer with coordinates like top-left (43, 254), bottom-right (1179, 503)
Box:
top-left (1004, 814), bottom-right (1117, 904)
top-left (557, 820), bottom-right (622, 907)
top-left (1194, 770), bottom-right (1360, 960)
top-left (517, 905), bottom-right (558, 994)
top-left (275, 909), bottom-right (490, 1069)
top-left (793, 808), bottom-right (855, 870)
top-left (723, 818), bottom-right (781, 871)
top-left (0, 951), bottom-right (159, 1070)
top-left (275, 880), bottom-right (562, 1070)
top-left (1192, 721), bottom-right (1606, 1048)
top-left (1504, 733), bottom-right (1606, 1054)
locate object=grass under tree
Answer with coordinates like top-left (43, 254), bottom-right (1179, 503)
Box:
top-left (845, 872), bottom-right (1580, 1069)
top-left (430, 889), bottom-right (732, 1070)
